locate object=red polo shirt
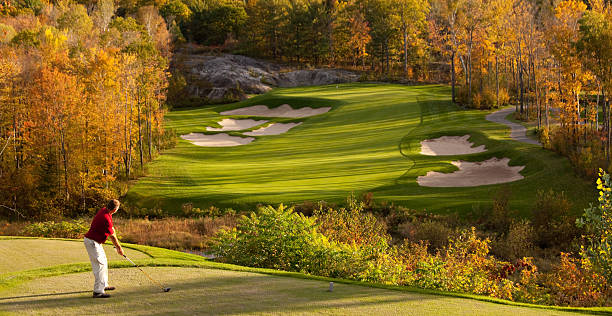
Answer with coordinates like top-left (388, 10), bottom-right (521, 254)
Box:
top-left (84, 207), bottom-right (114, 244)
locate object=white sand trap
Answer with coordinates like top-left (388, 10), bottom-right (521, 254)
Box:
top-left (181, 133), bottom-right (254, 147)
top-left (206, 118), bottom-right (268, 131)
top-left (420, 135), bottom-right (486, 156)
top-left (244, 122), bottom-right (302, 136)
top-left (417, 158), bottom-right (525, 187)
top-left (220, 104), bottom-right (331, 118)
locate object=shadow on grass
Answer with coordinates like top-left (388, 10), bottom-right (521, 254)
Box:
top-left (0, 273), bottom-right (435, 315)
top-left (0, 291), bottom-right (90, 301)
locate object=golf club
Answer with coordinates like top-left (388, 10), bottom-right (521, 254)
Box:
top-left (122, 254), bottom-right (171, 292)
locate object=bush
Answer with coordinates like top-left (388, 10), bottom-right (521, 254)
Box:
top-left (0, 23), bottom-right (16, 43)
top-left (544, 253), bottom-right (609, 307)
top-left (209, 204), bottom-right (330, 271)
top-left (577, 170), bottom-right (612, 282)
top-left (314, 206), bottom-right (389, 247)
top-left (398, 220), bottom-right (452, 252)
top-left (409, 228), bottom-right (514, 299)
top-left (532, 189), bottom-right (576, 248)
top-left (491, 219), bottom-right (536, 261)
top-left (21, 220), bottom-right (88, 239)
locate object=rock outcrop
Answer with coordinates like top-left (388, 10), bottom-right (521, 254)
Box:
top-left (177, 54), bottom-right (359, 103)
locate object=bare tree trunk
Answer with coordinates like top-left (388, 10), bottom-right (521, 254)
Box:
top-left (137, 89), bottom-right (144, 169)
top-left (518, 42), bottom-right (524, 115)
top-left (60, 129), bottom-right (69, 202)
top-left (403, 26), bottom-right (408, 78)
top-left (495, 54), bottom-right (499, 106)
top-left (451, 50), bottom-right (456, 103)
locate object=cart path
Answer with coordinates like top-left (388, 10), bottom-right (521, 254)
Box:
top-left (485, 107), bottom-right (541, 145)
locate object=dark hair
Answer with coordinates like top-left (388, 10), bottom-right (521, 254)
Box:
top-left (106, 199), bottom-right (120, 211)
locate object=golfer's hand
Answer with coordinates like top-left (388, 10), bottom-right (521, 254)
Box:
top-left (116, 247), bottom-right (125, 256)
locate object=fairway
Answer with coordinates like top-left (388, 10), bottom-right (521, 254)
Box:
top-left (0, 239), bottom-right (598, 316)
top-left (126, 83), bottom-right (594, 216)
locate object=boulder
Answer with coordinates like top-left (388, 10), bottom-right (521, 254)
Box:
top-left (179, 54), bottom-right (359, 103)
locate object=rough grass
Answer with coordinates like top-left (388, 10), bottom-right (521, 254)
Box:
top-left (1, 238), bottom-right (609, 315)
top-left (126, 83), bottom-right (595, 217)
top-left (115, 216), bottom-right (236, 250)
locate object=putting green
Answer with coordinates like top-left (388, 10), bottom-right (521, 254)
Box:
top-left (127, 83), bottom-right (594, 216)
top-left (0, 239), bottom-right (149, 274)
top-left (0, 267), bottom-right (586, 315)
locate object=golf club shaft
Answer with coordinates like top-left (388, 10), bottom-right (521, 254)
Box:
top-left (123, 255), bottom-right (167, 290)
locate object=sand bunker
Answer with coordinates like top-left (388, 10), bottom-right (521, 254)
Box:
top-left (244, 122), bottom-right (302, 136)
top-left (420, 135), bottom-right (486, 156)
top-left (417, 158), bottom-right (524, 187)
top-left (206, 118), bottom-right (268, 131)
top-left (181, 133), bottom-right (254, 147)
top-left (220, 104), bottom-right (331, 118)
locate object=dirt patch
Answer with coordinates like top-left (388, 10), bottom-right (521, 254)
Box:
top-left (417, 158), bottom-right (525, 187)
top-left (420, 135), bottom-right (486, 156)
top-left (206, 118), bottom-right (268, 131)
top-left (181, 133), bottom-right (254, 147)
top-left (220, 104), bottom-right (331, 118)
top-left (244, 122), bottom-right (302, 136)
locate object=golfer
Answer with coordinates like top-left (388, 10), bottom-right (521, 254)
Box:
top-left (84, 199), bottom-right (124, 298)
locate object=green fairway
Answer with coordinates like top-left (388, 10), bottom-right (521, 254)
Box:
top-left (126, 83), bottom-right (594, 216)
top-left (0, 238), bottom-right (605, 315)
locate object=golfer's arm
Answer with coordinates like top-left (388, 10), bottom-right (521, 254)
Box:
top-left (109, 231), bottom-right (122, 250)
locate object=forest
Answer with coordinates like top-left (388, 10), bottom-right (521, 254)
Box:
top-left (0, 0), bottom-right (611, 216)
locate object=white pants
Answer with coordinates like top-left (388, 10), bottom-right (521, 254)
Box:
top-left (84, 237), bottom-right (109, 293)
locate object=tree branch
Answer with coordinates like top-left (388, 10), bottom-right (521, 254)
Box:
top-left (0, 134), bottom-right (12, 158)
top-left (0, 204), bottom-right (26, 219)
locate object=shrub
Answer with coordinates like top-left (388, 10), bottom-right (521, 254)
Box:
top-left (0, 23), bottom-right (16, 43)
top-left (491, 219), bottom-right (536, 261)
top-left (544, 253), bottom-right (609, 307)
top-left (314, 206), bottom-right (389, 248)
top-left (498, 87), bottom-right (510, 106)
top-left (486, 187), bottom-right (514, 233)
top-left (125, 207), bottom-right (166, 219)
top-left (577, 169), bottom-right (612, 282)
top-left (406, 228), bottom-right (515, 299)
top-left (209, 204), bottom-right (330, 271)
top-left (21, 220), bottom-right (88, 239)
top-left (532, 189), bottom-right (575, 248)
top-left (398, 220), bottom-right (452, 252)
top-left (510, 258), bottom-right (551, 304)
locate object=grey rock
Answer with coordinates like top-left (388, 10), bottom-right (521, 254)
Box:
top-left (179, 54), bottom-right (359, 103)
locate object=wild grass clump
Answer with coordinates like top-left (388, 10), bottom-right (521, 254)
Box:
top-left (116, 215), bottom-right (237, 251)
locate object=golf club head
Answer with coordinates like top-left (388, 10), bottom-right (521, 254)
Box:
top-left (163, 287), bottom-right (171, 292)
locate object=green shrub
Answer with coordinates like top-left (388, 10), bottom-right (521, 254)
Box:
top-left (532, 189), bottom-right (576, 248)
top-left (577, 169), bottom-right (612, 282)
top-left (21, 220), bottom-right (88, 239)
top-left (209, 204), bottom-right (329, 271)
top-left (209, 204), bottom-right (404, 282)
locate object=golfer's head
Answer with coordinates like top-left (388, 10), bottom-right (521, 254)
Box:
top-left (107, 199), bottom-right (120, 213)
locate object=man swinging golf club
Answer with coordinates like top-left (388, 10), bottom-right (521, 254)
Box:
top-left (84, 199), bottom-right (124, 298)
